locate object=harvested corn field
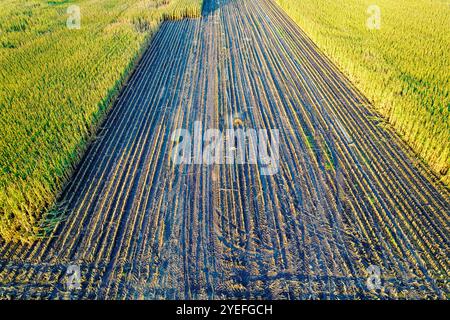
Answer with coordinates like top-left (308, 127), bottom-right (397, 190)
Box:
top-left (0, 0), bottom-right (448, 299)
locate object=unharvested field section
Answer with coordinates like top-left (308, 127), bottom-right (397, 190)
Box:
top-left (276, 0), bottom-right (450, 185)
top-left (0, 0), bottom-right (202, 242)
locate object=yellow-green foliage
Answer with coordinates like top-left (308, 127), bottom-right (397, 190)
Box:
top-left (0, 0), bottom-right (202, 243)
top-left (276, 0), bottom-right (449, 185)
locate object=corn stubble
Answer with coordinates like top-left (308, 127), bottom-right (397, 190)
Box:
top-left (0, 0), bottom-right (447, 299)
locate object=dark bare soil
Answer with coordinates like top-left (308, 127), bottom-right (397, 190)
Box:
top-left (0, 0), bottom-right (448, 299)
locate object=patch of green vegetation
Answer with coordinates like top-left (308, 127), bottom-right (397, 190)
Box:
top-left (276, 0), bottom-right (449, 185)
top-left (323, 144), bottom-right (335, 171)
top-left (48, 0), bottom-right (73, 6)
top-left (305, 134), bottom-right (316, 150)
top-left (0, 0), bottom-right (203, 243)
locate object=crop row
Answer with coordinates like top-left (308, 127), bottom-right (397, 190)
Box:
top-left (0, 0), bottom-right (448, 299)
